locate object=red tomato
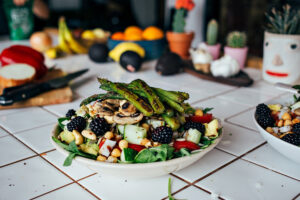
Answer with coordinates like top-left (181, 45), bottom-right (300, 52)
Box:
top-left (128, 144), bottom-right (145, 152)
top-left (173, 141), bottom-right (200, 151)
top-left (188, 114), bottom-right (213, 123)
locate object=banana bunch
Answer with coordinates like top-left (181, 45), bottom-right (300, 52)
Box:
top-left (109, 42), bottom-right (145, 62)
top-left (46, 17), bottom-right (88, 59)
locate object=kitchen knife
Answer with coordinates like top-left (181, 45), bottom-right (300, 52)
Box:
top-left (0, 68), bottom-right (89, 106)
top-left (275, 82), bottom-right (299, 94)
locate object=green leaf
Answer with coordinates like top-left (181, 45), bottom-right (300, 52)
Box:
top-left (58, 117), bottom-right (69, 130)
top-left (63, 152), bottom-right (76, 166)
top-left (52, 136), bottom-right (72, 151)
top-left (134, 149), bottom-right (157, 163)
top-left (292, 85), bottom-right (300, 90)
top-left (203, 107), bottom-right (214, 114)
top-left (69, 141), bottom-right (80, 153)
top-left (174, 148), bottom-right (191, 158)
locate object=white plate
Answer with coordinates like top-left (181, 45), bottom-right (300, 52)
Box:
top-left (51, 124), bottom-right (223, 179)
top-left (253, 98), bottom-right (300, 164)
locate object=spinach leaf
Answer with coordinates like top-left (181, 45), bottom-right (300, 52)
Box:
top-left (150, 145), bottom-right (168, 161)
top-left (203, 107), bottom-right (214, 114)
top-left (58, 117), bottom-right (69, 130)
top-left (134, 149), bottom-right (157, 163)
top-left (174, 148), bottom-right (191, 158)
top-left (63, 153), bottom-right (76, 166)
top-left (52, 137), bottom-right (97, 166)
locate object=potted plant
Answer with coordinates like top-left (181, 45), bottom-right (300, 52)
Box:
top-left (205, 19), bottom-right (221, 60)
top-left (263, 4), bottom-right (300, 84)
top-left (224, 31), bottom-right (248, 69)
top-left (166, 0), bottom-right (195, 59)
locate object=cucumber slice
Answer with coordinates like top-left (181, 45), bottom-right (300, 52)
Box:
top-left (117, 125), bottom-right (126, 135)
top-left (120, 148), bottom-right (137, 163)
top-left (291, 101), bottom-right (300, 111)
top-left (186, 128), bottom-right (202, 144)
top-left (146, 119), bottom-right (165, 129)
top-left (124, 125), bottom-right (147, 145)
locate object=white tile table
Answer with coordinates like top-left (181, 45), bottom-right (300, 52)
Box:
top-left (0, 40), bottom-right (299, 200)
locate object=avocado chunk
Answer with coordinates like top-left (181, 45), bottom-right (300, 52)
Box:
top-left (59, 130), bottom-right (75, 144)
top-left (80, 143), bottom-right (99, 156)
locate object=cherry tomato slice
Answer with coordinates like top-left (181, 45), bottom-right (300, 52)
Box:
top-left (188, 114), bottom-right (213, 123)
top-left (128, 143), bottom-right (145, 152)
top-left (173, 141), bottom-right (200, 151)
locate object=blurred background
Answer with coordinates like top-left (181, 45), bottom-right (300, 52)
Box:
top-left (1, 0), bottom-right (299, 57)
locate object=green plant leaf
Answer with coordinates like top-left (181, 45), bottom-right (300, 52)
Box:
top-left (134, 149), bottom-right (157, 163)
top-left (58, 117), bottom-right (69, 130)
top-left (63, 152), bottom-right (76, 166)
top-left (203, 107), bottom-right (214, 114)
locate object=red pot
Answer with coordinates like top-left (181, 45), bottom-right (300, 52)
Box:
top-left (166, 32), bottom-right (194, 59)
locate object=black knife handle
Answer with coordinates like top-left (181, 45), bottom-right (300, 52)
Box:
top-left (0, 83), bottom-right (51, 105)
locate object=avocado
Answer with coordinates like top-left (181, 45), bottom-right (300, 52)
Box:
top-left (119, 51), bottom-right (143, 72)
top-left (80, 143), bottom-right (99, 156)
top-left (59, 130), bottom-right (75, 144)
top-left (88, 43), bottom-right (108, 63)
top-left (155, 52), bottom-right (183, 75)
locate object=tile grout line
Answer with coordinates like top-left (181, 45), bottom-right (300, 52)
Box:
top-left (0, 125), bottom-right (102, 200)
top-left (292, 193), bottom-right (300, 200)
top-left (193, 184), bottom-right (225, 200)
top-left (30, 182), bottom-right (75, 200)
top-left (161, 185), bottom-right (192, 200)
top-left (0, 154), bottom-right (39, 168)
top-left (240, 157), bottom-right (300, 181)
top-left (8, 122), bottom-right (58, 136)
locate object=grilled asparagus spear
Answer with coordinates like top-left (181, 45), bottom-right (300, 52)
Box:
top-left (156, 92), bottom-right (184, 113)
top-left (162, 114), bottom-right (180, 130)
top-left (80, 93), bottom-right (124, 106)
top-left (130, 79), bottom-right (165, 114)
top-left (98, 78), bottom-right (154, 116)
top-left (153, 88), bottom-right (187, 103)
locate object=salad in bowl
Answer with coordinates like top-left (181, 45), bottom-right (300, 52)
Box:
top-left (254, 86), bottom-right (300, 163)
top-left (51, 78), bottom-right (222, 177)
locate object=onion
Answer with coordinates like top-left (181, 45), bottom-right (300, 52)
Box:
top-left (30, 32), bottom-right (52, 52)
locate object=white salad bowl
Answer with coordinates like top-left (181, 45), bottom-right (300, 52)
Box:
top-left (253, 98), bottom-right (300, 164)
top-left (51, 124), bottom-right (223, 179)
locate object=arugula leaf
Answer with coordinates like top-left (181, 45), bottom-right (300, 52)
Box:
top-left (58, 117), bottom-right (69, 130)
top-left (293, 94), bottom-right (300, 103)
top-left (203, 107), bottom-right (214, 114)
top-left (292, 85), bottom-right (300, 90)
top-left (63, 153), bottom-right (76, 166)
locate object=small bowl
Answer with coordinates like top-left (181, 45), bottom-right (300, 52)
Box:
top-left (253, 99), bottom-right (300, 164)
top-left (51, 124), bottom-right (223, 179)
top-left (107, 38), bottom-right (166, 60)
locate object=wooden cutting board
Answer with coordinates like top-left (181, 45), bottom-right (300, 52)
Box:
top-left (0, 69), bottom-right (73, 110)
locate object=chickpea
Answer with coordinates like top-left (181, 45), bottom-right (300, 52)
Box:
top-left (119, 140), bottom-right (128, 150)
top-left (282, 112), bottom-right (291, 121)
top-left (277, 119), bottom-right (283, 127)
top-left (292, 118), bottom-right (300, 124)
top-left (266, 127), bottom-right (274, 133)
top-left (284, 119), bottom-right (292, 126)
top-left (97, 155), bottom-right (107, 162)
top-left (107, 156), bottom-right (117, 163)
top-left (111, 148), bottom-right (121, 157)
top-left (104, 131), bottom-right (114, 140)
top-left (140, 138), bottom-right (152, 147)
top-left (195, 109), bottom-right (204, 117)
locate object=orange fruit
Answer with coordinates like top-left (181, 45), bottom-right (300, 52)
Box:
top-left (142, 26), bottom-right (164, 40)
top-left (124, 33), bottom-right (143, 41)
top-left (124, 26), bottom-right (143, 36)
top-left (111, 32), bottom-right (125, 40)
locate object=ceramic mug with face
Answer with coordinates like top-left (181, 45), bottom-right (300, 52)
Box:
top-left (263, 32), bottom-right (300, 84)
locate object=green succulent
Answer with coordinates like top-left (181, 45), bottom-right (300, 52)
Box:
top-left (265, 4), bottom-right (300, 34)
top-left (206, 19), bottom-right (218, 45)
top-left (226, 31), bottom-right (247, 48)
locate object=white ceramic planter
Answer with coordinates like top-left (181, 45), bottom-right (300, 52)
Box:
top-left (263, 32), bottom-right (300, 84)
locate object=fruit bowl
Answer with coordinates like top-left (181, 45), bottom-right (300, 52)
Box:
top-left (51, 124), bottom-right (223, 179)
top-left (107, 38), bottom-right (166, 60)
top-left (253, 98), bottom-right (300, 164)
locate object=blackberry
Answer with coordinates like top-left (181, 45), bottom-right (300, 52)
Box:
top-left (281, 133), bottom-right (300, 146)
top-left (151, 126), bottom-right (173, 144)
top-left (89, 117), bottom-right (110, 136)
top-left (292, 123), bottom-right (300, 134)
top-left (256, 115), bottom-right (275, 129)
top-left (66, 109), bottom-right (76, 118)
top-left (184, 121), bottom-right (205, 133)
top-left (67, 116), bottom-right (86, 132)
top-left (255, 103), bottom-right (271, 117)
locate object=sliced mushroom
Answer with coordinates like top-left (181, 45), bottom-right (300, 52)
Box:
top-left (119, 100), bottom-right (137, 116)
top-left (113, 112), bottom-right (143, 125)
top-left (105, 99), bottom-right (120, 109)
top-left (104, 115), bottom-right (115, 124)
top-left (92, 101), bottom-right (114, 117)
